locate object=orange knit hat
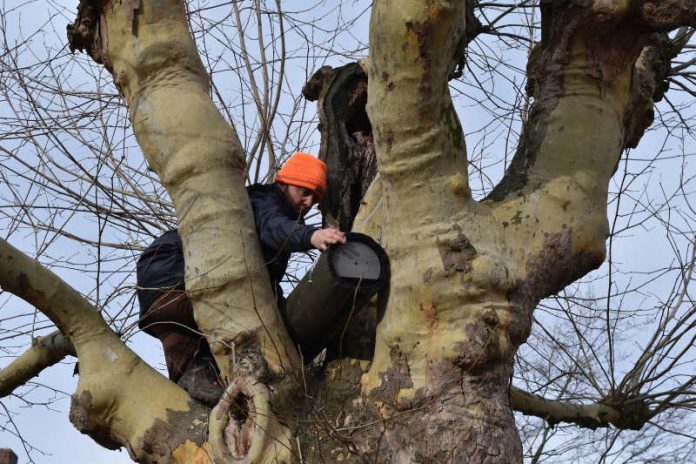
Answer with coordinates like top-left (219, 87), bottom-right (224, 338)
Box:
top-left (275, 152), bottom-right (327, 201)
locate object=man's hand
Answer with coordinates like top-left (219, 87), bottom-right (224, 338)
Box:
top-left (310, 228), bottom-right (347, 251)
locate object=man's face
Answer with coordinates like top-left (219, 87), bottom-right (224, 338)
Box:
top-left (281, 184), bottom-right (316, 217)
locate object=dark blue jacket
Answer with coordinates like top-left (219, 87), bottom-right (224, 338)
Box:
top-left (137, 183), bottom-right (318, 312)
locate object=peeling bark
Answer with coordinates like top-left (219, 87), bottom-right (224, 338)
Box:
top-left (67, 0), bottom-right (104, 63)
top-left (357, 0), bottom-right (524, 460)
top-left (623, 33), bottom-right (676, 148)
top-left (640, 0), bottom-right (696, 30)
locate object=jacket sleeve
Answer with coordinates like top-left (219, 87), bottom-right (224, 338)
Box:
top-left (251, 196), bottom-right (318, 253)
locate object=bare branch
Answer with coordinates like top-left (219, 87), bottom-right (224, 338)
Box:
top-left (0, 331), bottom-right (74, 398)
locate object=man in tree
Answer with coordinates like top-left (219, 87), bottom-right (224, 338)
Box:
top-left (136, 152), bottom-right (346, 405)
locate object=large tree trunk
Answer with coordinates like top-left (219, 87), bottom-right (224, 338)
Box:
top-left (303, 1), bottom-right (690, 462)
top-left (336, 1), bottom-right (524, 460)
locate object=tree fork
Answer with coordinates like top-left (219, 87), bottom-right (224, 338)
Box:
top-left (300, 59), bottom-right (656, 440)
top-left (42, 0), bottom-right (695, 462)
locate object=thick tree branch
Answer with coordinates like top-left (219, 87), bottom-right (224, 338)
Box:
top-left (69, 0), bottom-right (298, 378)
top-left (0, 238), bottom-right (208, 461)
top-left (367, 0), bottom-right (469, 189)
top-left (0, 331), bottom-right (74, 398)
top-left (67, 1), bottom-right (299, 460)
top-left (0, 238), bottom-right (112, 346)
top-left (484, 2), bottom-right (692, 305)
top-left (350, 2), bottom-right (526, 461)
top-left (510, 387), bottom-right (650, 431)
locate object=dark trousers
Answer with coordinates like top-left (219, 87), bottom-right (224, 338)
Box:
top-left (138, 290), bottom-right (213, 383)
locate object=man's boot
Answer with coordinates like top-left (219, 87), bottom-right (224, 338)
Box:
top-left (176, 357), bottom-right (224, 407)
top-left (141, 291), bottom-right (224, 406)
top-left (160, 332), bottom-right (223, 406)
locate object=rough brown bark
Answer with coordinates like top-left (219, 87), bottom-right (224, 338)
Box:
top-left (303, 62), bottom-right (376, 232)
